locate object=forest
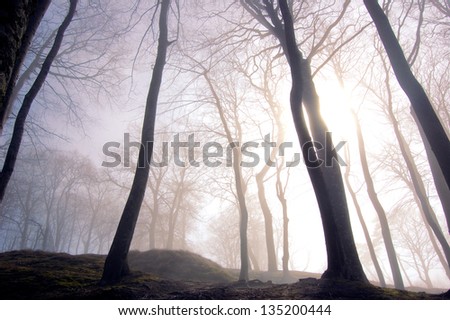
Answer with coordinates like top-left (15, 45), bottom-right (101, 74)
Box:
top-left (0, 0), bottom-right (449, 299)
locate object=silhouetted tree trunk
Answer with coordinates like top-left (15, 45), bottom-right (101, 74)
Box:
top-left (353, 112), bottom-right (404, 289)
top-left (274, 0), bottom-right (368, 282)
top-left (0, 0), bottom-right (77, 203)
top-left (0, 0), bottom-right (51, 132)
top-left (411, 109), bottom-right (450, 234)
top-left (364, 0), bottom-right (450, 190)
top-left (384, 91), bottom-right (450, 272)
top-left (101, 0), bottom-right (172, 284)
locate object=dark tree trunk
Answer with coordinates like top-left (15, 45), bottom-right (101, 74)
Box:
top-left (386, 102), bottom-right (450, 271)
top-left (353, 112), bottom-right (404, 289)
top-left (100, 0), bottom-right (171, 285)
top-left (278, 0), bottom-right (368, 282)
top-left (411, 109), bottom-right (450, 234)
top-left (364, 0), bottom-right (450, 190)
top-left (0, 0), bottom-right (77, 203)
top-left (0, 0), bottom-right (51, 132)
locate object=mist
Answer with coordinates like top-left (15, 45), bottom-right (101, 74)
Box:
top-left (0, 0), bottom-right (449, 296)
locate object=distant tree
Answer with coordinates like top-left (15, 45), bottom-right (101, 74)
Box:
top-left (200, 67), bottom-right (251, 282)
top-left (352, 110), bottom-right (404, 289)
top-left (343, 146), bottom-right (386, 288)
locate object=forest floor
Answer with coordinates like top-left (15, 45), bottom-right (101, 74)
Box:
top-left (0, 250), bottom-right (448, 300)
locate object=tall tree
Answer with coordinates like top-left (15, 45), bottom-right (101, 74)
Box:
top-left (0, 0), bottom-right (78, 203)
top-left (101, 0), bottom-right (172, 285)
top-left (201, 68), bottom-right (251, 281)
top-left (0, 0), bottom-right (51, 132)
top-left (352, 111), bottom-right (404, 289)
top-left (241, 0), bottom-right (368, 282)
top-left (363, 0), bottom-right (450, 191)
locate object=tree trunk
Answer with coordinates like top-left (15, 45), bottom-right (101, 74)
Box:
top-left (2, 29), bottom-right (56, 132)
top-left (386, 104), bottom-right (450, 271)
top-left (413, 190), bottom-right (450, 279)
top-left (343, 151), bottom-right (386, 287)
top-left (410, 109), bottom-right (450, 234)
top-left (255, 173), bottom-right (277, 272)
top-left (0, 0), bottom-right (77, 203)
top-left (0, 0), bottom-right (51, 132)
top-left (277, 0), bottom-right (368, 282)
top-left (100, 0), bottom-right (171, 285)
top-left (364, 0), bottom-right (450, 190)
top-left (353, 112), bottom-right (404, 289)
top-left (276, 162), bottom-right (290, 279)
top-left (202, 70), bottom-right (250, 282)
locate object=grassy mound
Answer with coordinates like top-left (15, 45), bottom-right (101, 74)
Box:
top-left (128, 249), bottom-right (233, 283)
top-left (0, 250), bottom-right (448, 299)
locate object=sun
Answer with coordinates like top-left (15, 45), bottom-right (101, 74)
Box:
top-left (316, 79), bottom-right (356, 141)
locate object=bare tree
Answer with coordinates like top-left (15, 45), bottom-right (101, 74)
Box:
top-left (0, 0), bottom-right (51, 132)
top-left (101, 0), bottom-right (173, 284)
top-left (241, 0), bottom-right (367, 282)
top-left (363, 0), bottom-right (450, 192)
top-left (352, 110), bottom-right (404, 289)
top-left (0, 0), bottom-right (78, 202)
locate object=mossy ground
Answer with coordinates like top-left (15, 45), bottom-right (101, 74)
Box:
top-left (0, 250), bottom-right (448, 299)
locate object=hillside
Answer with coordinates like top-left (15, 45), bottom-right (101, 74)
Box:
top-left (0, 250), bottom-right (448, 300)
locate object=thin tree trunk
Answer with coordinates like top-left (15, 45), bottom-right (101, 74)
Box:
top-left (248, 245), bottom-right (260, 272)
top-left (398, 258), bottom-right (413, 288)
top-left (343, 150), bottom-right (386, 287)
top-left (101, 0), bottom-right (171, 284)
top-left (202, 71), bottom-right (250, 282)
top-left (353, 112), bottom-right (404, 289)
top-left (0, 0), bottom-right (77, 202)
top-left (255, 173), bottom-right (277, 272)
top-left (364, 0), bottom-right (450, 190)
top-left (2, 29), bottom-right (57, 130)
top-left (276, 162), bottom-right (290, 279)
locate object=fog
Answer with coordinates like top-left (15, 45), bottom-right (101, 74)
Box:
top-left (1, 0), bottom-right (449, 291)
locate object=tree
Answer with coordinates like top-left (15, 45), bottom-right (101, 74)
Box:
top-left (0, 0), bottom-right (78, 202)
top-left (343, 146), bottom-right (386, 287)
top-left (352, 110), bottom-right (404, 289)
top-left (363, 0), bottom-right (450, 192)
top-left (201, 67), bottom-right (251, 281)
top-left (101, 0), bottom-right (173, 285)
top-left (0, 0), bottom-right (51, 132)
top-left (241, 0), bottom-right (368, 282)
